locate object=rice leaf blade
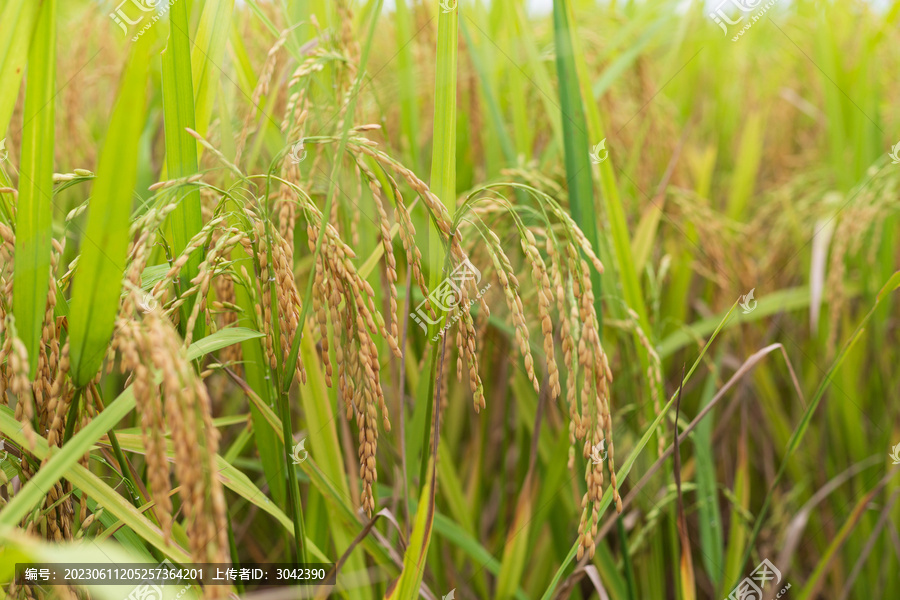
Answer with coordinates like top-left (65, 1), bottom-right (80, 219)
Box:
top-left (0, 531), bottom-right (200, 600)
top-left (161, 0), bottom-right (203, 339)
top-left (552, 0), bottom-right (599, 315)
top-left (297, 331), bottom-right (371, 597)
top-left (428, 0), bottom-right (458, 282)
top-left (191, 0), bottom-right (235, 139)
top-left (541, 307), bottom-right (734, 600)
top-left (385, 458), bottom-right (435, 600)
top-left (109, 433), bottom-right (332, 562)
top-left (0, 0), bottom-right (40, 141)
top-left (395, 0), bottom-right (421, 172)
top-left (733, 270), bottom-right (900, 587)
top-left (12, 0), bottom-right (56, 377)
top-left (0, 328), bottom-right (258, 528)
top-left (495, 479), bottom-right (535, 600)
top-left (69, 35), bottom-right (151, 387)
top-left (695, 356), bottom-right (725, 588)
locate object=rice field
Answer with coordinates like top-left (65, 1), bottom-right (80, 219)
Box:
top-left (0, 0), bottom-right (899, 599)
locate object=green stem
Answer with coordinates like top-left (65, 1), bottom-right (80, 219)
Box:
top-left (552, 0), bottom-right (602, 326)
top-left (417, 343), bottom-right (440, 487)
top-left (106, 428), bottom-right (144, 510)
top-left (62, 388), bottom-right (81, 444)
top-left (279, 394), bottom-right (308, 565)
top-left (427, 0), bottom-right (458, 286)
top-left (258, 173), bottom-right (305, 565)
top-left (228, 507), bottom-right (244, 594)
top-left (617, 512), bottom-right (638, 599)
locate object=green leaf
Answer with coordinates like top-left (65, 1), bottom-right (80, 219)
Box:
top-left (541, 306), bottom-right (734, 600)
top-left (733, 270), bottom-right (900, 587)
top-left (657, 287), bottom-right (818, 359)
top-left (297, 329), bottom-right (371, 595)
top-left (428, 0), bottom-right (458, 283)
top-left (161, 0), bottom-right (203, 339)
top-left (385, 458), bottom-right (435, 600)
top-left (0, 527), bottom-right (201, 600)
top-left (495, 478), bottom-right (535, 600)
top-left (694, 356), bottom-right (725, 588)
top-left (184, 326), bottom-right (264, 361)
top-left (0, 400), bottom-right (194, 564)
top-left (552, 0), bottom-right (601, 323)
top-left (796, 482), bottom-right (883, 600)
top-left (394, 0), bottom-right (421, 172)
top-left (0, 0), bottom-right (40, 141)
top-left (460, 19), bottom-right (516, 166)
top-left (726, 110), bottom-right (765, 220)
top-left (69, 34), bottom-right (151, 387)
top-left (109, 433), bottom-right (331, 563)
top-left (721, 420), bottom-right (750, 596)
top-left (12, 0), bottom-right (55, 377)
top-left (556, 0), bottom-right (654, 364)
top-left (403, 492), bottom-right (532, 600)
top-left (0, 329), bottom-right (261, 530)
top-left (191, 0), bottom-right (235, 140)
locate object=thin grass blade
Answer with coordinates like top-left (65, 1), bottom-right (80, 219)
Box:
top-left (69, 35), bottom-right (151, 387)
top-left (191, 0), bottom-right (235, 140)
top-left (161, 0), bottom-right (203, 339)
top-left (733, 270), bottom-right (900, 587)
top-left (0, 0), bottom-right (40, 141)
top-left (12, 0), bottom-right (55, 377)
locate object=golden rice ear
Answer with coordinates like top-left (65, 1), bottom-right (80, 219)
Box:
top-left (7, 332), bottom-right (37, 452)
top-left (521, 229), bottom-right (560, 400)
top-left (108, 307), bottom-right (229, 564)
top-left (44, 343), bottom-right (72, 450)
top-left (361, 163), bottom-right (401, 355)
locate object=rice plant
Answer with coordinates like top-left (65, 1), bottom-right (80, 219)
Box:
top-left (1, 0), bottom-right (899, 599)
